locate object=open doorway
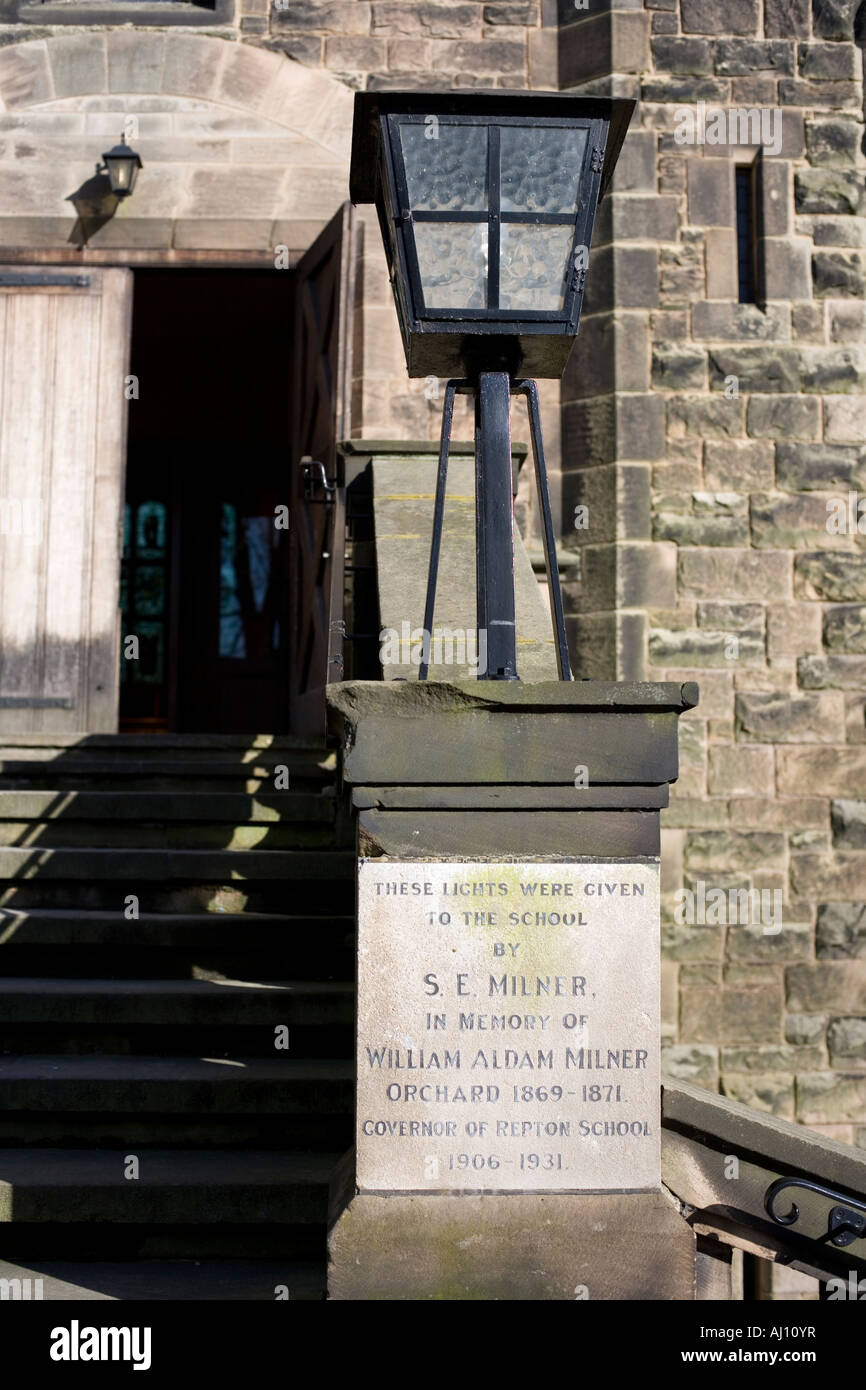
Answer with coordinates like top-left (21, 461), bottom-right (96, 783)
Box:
top-left (120, 269), bottom-right (295, 734)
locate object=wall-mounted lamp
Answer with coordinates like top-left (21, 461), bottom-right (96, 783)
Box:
top-left (100, 134), bottom-right (143, 198)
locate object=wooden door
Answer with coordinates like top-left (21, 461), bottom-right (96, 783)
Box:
top-left (0, 268), bottom-right (132, 733)
top-left (288, 203), bottom-right (356, 734)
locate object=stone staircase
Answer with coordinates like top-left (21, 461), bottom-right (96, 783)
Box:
top-left (0, 734), bottom-right (355, 1301)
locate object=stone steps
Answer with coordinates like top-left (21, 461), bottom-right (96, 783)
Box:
top-left (0, 736), bottom-right (356, 1293)
top-left (0, 908), bottom-right (354, 948)
top-left (0, 847), bottom-right (355, 880)
top-left (0, 977), bottom-right (353, 1054)
top-left (0, 1258), bottom-right (325, 1300)
top-left (0, 1056), bottom-right (354, 1113)
top-left (0, 979), bottom-right (354, 1053)
top-left (0, 820), bottom-right (336, 850)
top-left (0, 1149), bottom-right (339, 1225)
top-left (0, 790), bottom-right (336, 822)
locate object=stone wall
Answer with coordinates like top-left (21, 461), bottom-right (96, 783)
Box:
top-left (562, 0), bottom-right (866, 1147)
top-left (0, 1), bottom-right (864, 1143)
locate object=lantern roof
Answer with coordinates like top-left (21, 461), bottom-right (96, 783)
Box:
top-left (350, 90), bottom-right (636, 207)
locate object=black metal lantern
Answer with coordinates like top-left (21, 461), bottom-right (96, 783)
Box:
top-left (351, 91), bottom-right (633, 379)
top-left (350, 91), bottom-right (634, 682)
top-left (101, 137), bottom-right (143, 198)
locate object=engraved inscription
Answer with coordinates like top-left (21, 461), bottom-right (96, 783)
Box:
top-left (356, 861), bottom-right (660, 1193)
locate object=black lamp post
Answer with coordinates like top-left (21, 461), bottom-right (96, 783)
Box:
top-left (101, 135), bottom-right (143, 198)
top-left (350, 91), bottom-right (634, 680)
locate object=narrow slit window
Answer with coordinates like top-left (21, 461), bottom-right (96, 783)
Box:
top-left (735, 165), bottom-right (758, 304)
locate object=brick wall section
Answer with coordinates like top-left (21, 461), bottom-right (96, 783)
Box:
top-left (562, 0), bottom-right (866, 1145)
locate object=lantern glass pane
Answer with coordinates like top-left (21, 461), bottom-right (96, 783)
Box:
top-left (499, 224), bottom-right (574, 312)
top-left (413, 222), bottom-right (488, 309)
top-left (107, 157), bottom-right (134, 192)
top-left (500, 126), bottom-right (588, 214)
top-left (399, 122), bottom-right (488, 212)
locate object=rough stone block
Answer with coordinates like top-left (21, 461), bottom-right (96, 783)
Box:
top-left (766, 603), bottom-right (824, 660)
top-left (796, 1071), bottom-right (866, 1123)
top-left (817, 903), bottom-right (866, 958)
top-left (659, 237), bottom-right (706, 306)
top-left (827, 1017), bottom-right (866, 1065)
top-left (831, 798), bottom-right (866, 849)
top-left (805, 116), bottom-right (861, 166)
top-left (697, 600), bottom-right (763, 628)
top-left (651, 36), bottom-right (714, 72)
top-left (661, 1044), bottom-right (719, 1088)
top-left (371, 2), bottom-right (477, 36)
top-left (750, 492), bottom-right (852, 550)
top-left (829, 301), bottom-right (866, 344)
top-left (653, 514), bottom-right (750, 547)
top-left (709, 346), bottom-right (800, 395)
top-left (722, 1074), bottom-right (795, 1118)
top-left (780, 77), bottom-right (861, 107)
top-left (278, 0), bottom-right (371, 31)
top-left (776, 440), bottom-right (866, 490)
top-left (824, 604), bottom-right (866, 652)
top-left (708, 745), bottom-right (774, 796)
top-left (792, 303), bottom-right (826, 341)
top-left (746, 395), bottom-right (821, 439)
top-left (669, 396), bottom-right (746, 439)
top-left (799, 347), bottom-right (866, 394)
top-left (824, 397), bottom-right (866, 444)
top-left (484, 0), bottom-right (537, 20)
top-left (679, 987), bottom-right (722, 1041)
top-left (679, 548), bottom-right (791, 600)
top-left (325, 36), bottom-right (388, 67)
top-left (713, 39), bottom-right (795, 75)
top-left (722, 1045), bottom-right (824, 1075)
top-left (693, 302), bottom-right (791, 342)
top-left (736, 689), bottom-right (844, 741)
top-left (685, 828), bottom-right (785, 869)
top-left (813, 250), bottom-right (866, 298)
top-left (650, 625), bottom-right (759, 665)
top-left (798, 654), bottom-right (866, 690)
top-left (795, 169), bottom-right (865, 215)
top-left (811, 0), bottom-right (862, 40)
top-left (725, 923), bottom-right (814, 964)
top-left (681, 0), bottom-right (758, 34)
top-left (779, 746), bottom-right (866, 800)
top-left (652, 343), bottom-right (708, 390)
top-left (786, 1013), bottom-right (828, 1044)
top-left (765, 0), bottom-right (811, 34)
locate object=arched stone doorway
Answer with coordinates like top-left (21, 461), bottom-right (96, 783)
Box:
top-left (0, 35), bottom-right (383, 733)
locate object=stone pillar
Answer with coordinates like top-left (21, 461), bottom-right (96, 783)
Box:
top-left (326, 679), bottom-right (699, 1301)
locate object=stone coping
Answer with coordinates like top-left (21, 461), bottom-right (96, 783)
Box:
top-left (328, 679), bottom-right (700, 718)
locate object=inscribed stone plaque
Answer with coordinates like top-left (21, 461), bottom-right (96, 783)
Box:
top-left (356, 860), bottom-right (660, 1193)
